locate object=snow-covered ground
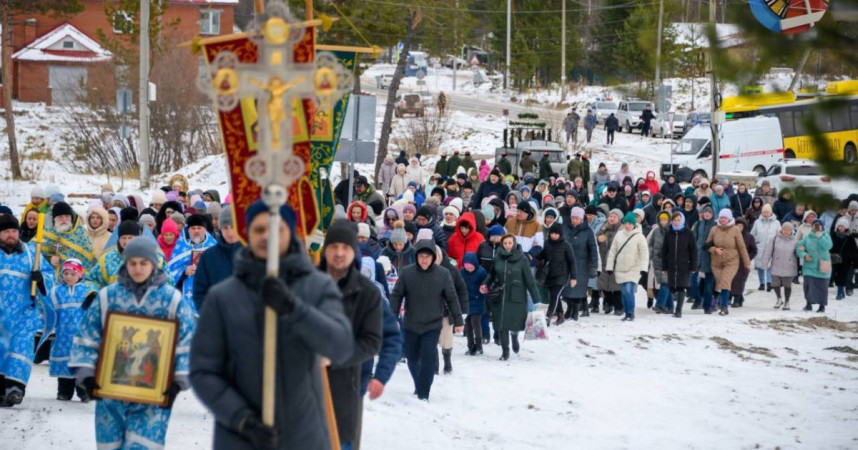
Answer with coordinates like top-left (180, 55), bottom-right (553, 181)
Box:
top-left (2, 288), bottom-right (857, 449)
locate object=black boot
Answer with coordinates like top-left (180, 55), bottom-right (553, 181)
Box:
top-left (817, 305), bottom-right (826, 313)
top-left (581, 299), bottom-right (590, 317)
top-left (758, 284), bottom-right (765, 291)
top-left (512, 332), bottom-right (520, 354)
top-left (590, 293), bottom-right (600, 313)
top-left (475, 342), bottom-right (484, 355)
top-left (500, 346), bottom-right (510, 361)
top-left (604, 303), bottom-right (614, 314)
top-left (647, 298), bottom-right (654, 309)
top-left (803, 302), bottom-right (813, 311)
top-left (571, 302), bottom-right (580, 321)
top-left (434, 349), bottom-right (440, 375)
top-left (564, 300), bottom-right (573, 319)
top-left (442, 349), bottom-right (453, 374)
top-left (691, 300), bottom-right (701, 310)
top-left (673, 292), bottom-right (685, 318)
top-left (736, 295), bottom-right (744, 308)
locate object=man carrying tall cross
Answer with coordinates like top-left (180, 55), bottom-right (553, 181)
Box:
top-left (190, 201), bottom-right (354, 449)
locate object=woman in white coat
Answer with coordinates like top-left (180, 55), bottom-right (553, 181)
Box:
top-left (751, 204), bottom-right (781, 291)
top-left (606, 212), bottom-right (650, 321)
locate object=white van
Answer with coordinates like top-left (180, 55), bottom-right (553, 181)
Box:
top-left (661, 116), bottom-right (785, 182)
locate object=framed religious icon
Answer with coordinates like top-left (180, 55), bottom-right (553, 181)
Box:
top-left (95, 312), bottom-right (178, 406)
top-left (191, 249), bottom-right (204, 266)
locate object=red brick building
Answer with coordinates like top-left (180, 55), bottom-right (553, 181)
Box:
top-left (7, 0), bottom-right (237, 105)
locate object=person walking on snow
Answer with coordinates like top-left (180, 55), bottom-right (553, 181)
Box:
top-left (0, 214), bottom-right (54, 407)
top-left (660, 212), bottom-right (698, 318)
top-left (584, 109), bottom-right (597, 143)
top-left (606, 212), bottom-right (649, 321)
top-left (49, 259), bottom-right (90, 402)
top-left (191, 201), bottom-right (354, 449)
top-left (69, 237), bottom-right (196, 449)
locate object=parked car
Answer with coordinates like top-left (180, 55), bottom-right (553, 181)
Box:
top-left (651, 113), bottom-right (687, 138)
top-left (415, 90), bottom-right (434, 106)
top-left (376, 74), bottom-right (394, 89)
top-left (588, 101), bottom-right (618, 124)
top-left (756, 159), bottom-right (832, 195)
top-left (616, 99), bottom-right (655, 133)
top-left (443, 54), bottom-right (467, 69)
top-left (683, 111), bottom-right (711, 135)
top-left (395, 94), bottom-right (425, 118)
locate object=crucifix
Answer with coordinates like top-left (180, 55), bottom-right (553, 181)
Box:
top-left (197, 0), bottom-right (351, 436)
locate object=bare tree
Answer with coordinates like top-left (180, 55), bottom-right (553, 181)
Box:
top-left (392, 107), bottom-right (450, 157)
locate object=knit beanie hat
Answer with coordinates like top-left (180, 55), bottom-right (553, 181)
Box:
top-left (120, 206), bottom-right (139, 222)
top-left (622, 212), bottom-right (637, 225)
top-left (657, 211), bottom-right (671, 223)
top-left (443, 206), bottom-right (460, 220)
top-left (404, 221), bottom-right (418, 237)
top-left (160, 218), bottom-right (178, 236)
top-left (570, 207), bottom-right (585, 221)
top-left (391, 221), bottom-right (408, 244)
top-left (30, 185), bottom-right (45, 199)
top-left (138, 214), bottom-right (156, 229)
top-left (585, 205), bottom-right (598, 216)
top-left (416, 228), bottom-right (434, 242)
top-left (836, 217), bottom-right (851, 231)
top-left (62, 258), bottom-right (84, 277)
top-left (50, 193), bottom-right (65, 204)
top-left (609, 208), bottom-right (624, 220)
top-left (122, 237), bottom-right (159, 266)
top-left (356, 222), bottom-right (371, 239)
top-left (718, 209), bottom-right (734, 221)
top-left (207, 202), bottom-right (222, 218)
top-left (761, 203), bottom-right (773, 214)
top-left (324, 219), bottom-right (359, 254)
top-left (245, 200), bottom-right (297, 235)
top-left (118, 220), bottom-right (141, 238)
top-left (416, 206), bottom-right (433, 220)
top-left (548, 222), bottom-right (563, 236)
top-left (151, 189), bottom-right (167, 205)
top-left (480, 204), bottom-right (495, 221)
top-left (488, 224), bottom-right (506, 237)
top-left (219, 206), bottom-right (234, 229)
top-left (170, 212), bottom-right (186, 226)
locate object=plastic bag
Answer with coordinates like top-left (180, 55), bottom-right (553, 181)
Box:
top-left (524, 310), bottom-right (549, 341)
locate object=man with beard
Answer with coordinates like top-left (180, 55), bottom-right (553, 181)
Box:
top-left (0, 214), bottom-right (54, 407)
top-left (320, 220), bottom-right (382, 450)
top-left (42, 202), bottom-right (96, 273)
top-left (168, 214), bottom-right (216, 313)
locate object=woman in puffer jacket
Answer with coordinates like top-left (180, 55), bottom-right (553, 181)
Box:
top-left (536, 222), bottom-right (577, 324)
top-left (830, 217), bottom-right (858, 301)
top-left (762, 222), bottom-right (799, 309)
top-left (797, 220), bottom-right (833, 313)
top-left (606, 212), bottom-right (649, 322)
top-left (596, 209), bottom-right (623, 316)
top-left (751, 203), bottom-right (780, 291)
top-left (705, 209), bottom-right (751, 316)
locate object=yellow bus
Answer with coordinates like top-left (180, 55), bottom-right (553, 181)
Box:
top-left (719, 81), bottom-right (858, 164)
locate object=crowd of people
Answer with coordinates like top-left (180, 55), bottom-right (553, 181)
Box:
top-left (0, 149), bottom-right (856, 449)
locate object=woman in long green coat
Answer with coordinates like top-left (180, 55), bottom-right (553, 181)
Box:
top-left (796, 220), bottom-right (833, 313)
top-left (481, 234), bottom-right (542, 361)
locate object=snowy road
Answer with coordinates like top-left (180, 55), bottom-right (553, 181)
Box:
top-left (2, 287), bottom-right (857, 449)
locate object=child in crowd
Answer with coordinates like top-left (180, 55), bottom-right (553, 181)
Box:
top-left (49, 259), bottom-right (90, 402)
top-left (461, 252), bottom-right (487, 355)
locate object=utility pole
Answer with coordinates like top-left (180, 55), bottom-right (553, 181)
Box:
top-left (654, 0), bottom-right (664, 95)
top-left (505, 0), bottom-right (511, 90)
top-left (708, 0), bottom-right (720, 180)
top-left (453, 0), bottom-right (458, 91)
top-left (139, 0), bottom-right (151, 188)
top-left (561, 0), bottom-right (566, 102)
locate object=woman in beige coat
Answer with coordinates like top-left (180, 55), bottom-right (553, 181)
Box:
top-left (606, 212), bottom-right (649, 321)
top-left (705, 209), bottom-right (751, 315)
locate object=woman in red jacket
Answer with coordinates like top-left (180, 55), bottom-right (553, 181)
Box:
top-left (447, 212), bottom-right (485, 268)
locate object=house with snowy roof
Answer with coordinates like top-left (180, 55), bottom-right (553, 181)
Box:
top-left (4, 0), bottom-right (237, 106)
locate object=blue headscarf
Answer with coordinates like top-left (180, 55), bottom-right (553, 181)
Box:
top-left (671, 211), bottom-right (686, 231)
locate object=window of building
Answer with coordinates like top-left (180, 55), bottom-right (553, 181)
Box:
top-left (112, 11), bottom-right (133, 34)
top-left (62, 40), bottom-right (74, 49)
top-left (200, 10), bottom-right (222, 35)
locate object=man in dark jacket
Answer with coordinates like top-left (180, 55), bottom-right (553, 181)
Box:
top-left (389, 240), bottom-right (463, 401)
top-left (640, 105), bottom-right (655, 136)
top-left (519, 151), bottom-right (537, 175)
top-left (320, 220), bottom-right (383, 450)
top-left (497, 153), bottom-right (513, 176)
top-left (538, 152), bottom-right (553, 180)
top-left (643, 193), bottom-right (665, 226)
top-left (193, 206), bottom-right (243, 310)
top-left (470, 169), bottom-right (510, 210)
top-left (191, 201), bottom-right (354, 450)
top-left (601, 183), bottom-right (629, 214)
top-left (660, 174), bottom-right (682, 200)
top-left (605, 113), bottom-right (619, 145)
top-left (447, 150), bottom-right (462, 177)
top-left (773, 189), bottom-right (795, 222)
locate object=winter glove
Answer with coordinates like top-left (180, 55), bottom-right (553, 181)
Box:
top-left (238, 412), bottom-right (279, 449)
top-left (605, 270), bottom-right (614, 276)
top-left (31, 270), bottom-right (46, 297)
top-left (162, 383), bottom-right (181, 409)
top-left (82, 292), bottom-right (98, 310)
top-left (81, 377), bottom-right (100, 399)
top-left (261, 276), bottom-right (295, 316)
top-left (640, 271), bottom-right (647, 278)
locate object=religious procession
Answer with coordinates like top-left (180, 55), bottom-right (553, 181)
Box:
top-left (1, 0), bottom-right (857, 448)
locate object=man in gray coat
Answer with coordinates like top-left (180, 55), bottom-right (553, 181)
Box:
top-left (190, 201), bottom-right (354, 450)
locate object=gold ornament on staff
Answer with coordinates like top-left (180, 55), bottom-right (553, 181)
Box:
top-left (196, 0), bottom-right (351, 444)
